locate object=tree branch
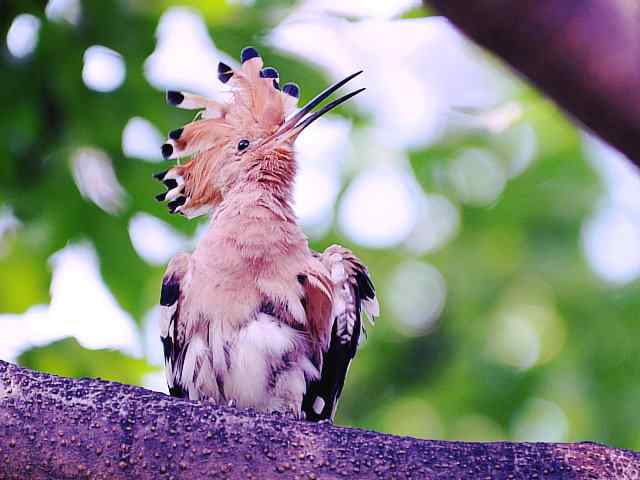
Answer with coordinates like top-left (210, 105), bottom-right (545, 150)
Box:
top-left (1, 361), bottom-right (639, 479)
top-left (425, 0), bottom-right (640, 167)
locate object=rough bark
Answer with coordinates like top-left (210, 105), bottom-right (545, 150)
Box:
top-left (425, 0), bottom-right (640, 167)
top-left (1, 361), bottom-right (640, 479)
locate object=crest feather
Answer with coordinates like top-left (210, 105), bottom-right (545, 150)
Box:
top-left (156, 46), bottom-right (301, 217)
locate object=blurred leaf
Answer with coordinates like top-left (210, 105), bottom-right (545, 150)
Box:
top-left (18, 337), bottom-right (155, 385)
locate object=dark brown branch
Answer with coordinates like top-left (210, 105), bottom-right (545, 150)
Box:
top-left (1, 361), bottom-right (639, 479)
top-left (425, 0), bottom-right (640, 167)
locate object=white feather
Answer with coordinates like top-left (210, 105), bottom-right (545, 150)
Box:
top-left (313, 397), bottom-right (325, 415)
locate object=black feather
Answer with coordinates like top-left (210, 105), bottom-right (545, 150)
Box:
top-left (153, 170), bottom-right (168, 181)
top-left (163, 178), bottom-right (178, 189)
top-left (160, 275), bottom-right (187, 399)
top-left (160, 335), bottom-right (173, 363)
top-left (259, 300), bottom-right (276, 316)
top-left (259, 67), bottom-right (279, 79)
top-left (169, 128), bottom-right (183, 140)
top-left (302, 266), bottom-right (374, 421)
top-left (169, 384), bottom-right (186, 398)
top-left (168, 196), bottom-right (186, 213)
top-left (355, 270), bottom-right (375, 300)
top-left (218, 62), bottom-right (233, 83)
top-left (283, 83), bottom-right (300, 98)
top-left (302, 318), bottom-right (358, 421)
top-left (161, 143), bottom-right (173, 159)
top-left (160, 277), bottom-right (180, 306)
top-left (166, 91), bottom-right (184, 106)
top-left (241, 46), bottom-right (260, 63)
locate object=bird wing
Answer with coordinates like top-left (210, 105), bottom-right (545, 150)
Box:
top-left (302, 245), bottom-right (379, 421)
top-left (159, 252), bottom-right (191, 398)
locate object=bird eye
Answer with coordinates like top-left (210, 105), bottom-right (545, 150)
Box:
top-left (237, 139), bottom-right (250, 151)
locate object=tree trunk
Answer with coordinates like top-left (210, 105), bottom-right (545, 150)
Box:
top-left (425, 0), bottom-right (640, 167)
top-left (1, 360), bottom-right (639, 479)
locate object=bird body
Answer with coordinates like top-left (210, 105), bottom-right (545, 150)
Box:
top-left (155, 47), bottom-right (377, 420)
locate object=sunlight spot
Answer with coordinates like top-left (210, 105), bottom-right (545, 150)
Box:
top-left (48, 243), bottom-right (141, 355)
top-left (70, 147), bottom-right (126, 214)
top-left (6, 14), bottom-right (41, 59)
top-left (0, 243), bottom-right (141, 361)
top-left (582, 202), bottom-right (640, 284)
top-left (476, 101), bottom-right (524, 135)
top-left (386, 261), bottom-right (446, 336)
top-left (405, 193), bottom-right (460, 254)
top-left (45, 0), bottom-right (81, 25)
top-left (512, 398), bottom-right (569, 442)
top-left (0, 306), bottom-right (50, 361)
top-left (122, 117), bottom-right (164, 162)
top-left (338, 166), bottom-right (419, 248)
top-left (584, 134), bottom-right (640, 213)
top-left (270, 15), bottom-right (505, 149)
top-left (300, 0), bottom-right (419, 19)
top-left (487, 287), bottom-right (566, 370)
top-left (497, 121), bottom-right (537, 178)
top-left (582, 135), bottom-right (640, 284)
top-left (294, 117), bottom-right (351, 237)
top-left (294, 168), bottom-right (339, 238)
top-left (129, 213), bottom-right (190, 266)
top-left (449, 148), bottom-right (506, 206)
top-left (145, 7), bottom-right (229, 98)
top-left (488, 307), bottom-right (540, 370)
top-left (142, 306), bottom-right (165, 366)
top-left (82, 45), bottom-right (126, 92)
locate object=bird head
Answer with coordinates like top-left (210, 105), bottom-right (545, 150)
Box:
top-left (153, 47), bottom-right (364, 218)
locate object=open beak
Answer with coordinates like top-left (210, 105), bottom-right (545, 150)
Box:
top-left (261, 70), bottom-right (365, 146)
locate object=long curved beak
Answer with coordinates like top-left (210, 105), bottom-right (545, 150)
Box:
top-left (261, 71), bottom-right (365, 146)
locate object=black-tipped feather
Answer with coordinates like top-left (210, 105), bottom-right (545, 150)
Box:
top-left (166, 91), bottom-right (184, 106)
top-left (160, 274), bottom-right (188, 399)
top-left (259, 67), bottom-right (279, 79)
top-left (153, 170), bottom-right (168, 181)
top-left (163, 178), bottom-right (178, 189)
top-left (160, 276), bottom-right (180, 306)
top-left (283, 83), bottom-right (299, 98)
top-left (161, 143), bottom-right (173, 159)
top-left (218, 62), bottom-right (233, 83)
top-left (168, 196), bottom-right (186, 213)
top-left (169, 128), bottom-right (183, 140)
top-left (241, 47), bottom-right (260, 63)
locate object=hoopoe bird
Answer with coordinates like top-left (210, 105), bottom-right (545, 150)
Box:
top-left (154, 47), bottom-right (378, 421)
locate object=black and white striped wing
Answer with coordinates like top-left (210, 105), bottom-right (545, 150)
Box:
top-left (302, 245), bottom-right (379, 421)
top-left (159, 253), bottom-right (190, 398)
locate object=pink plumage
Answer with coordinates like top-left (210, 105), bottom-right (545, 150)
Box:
top-left (155, 47), bottom-right (376, 421)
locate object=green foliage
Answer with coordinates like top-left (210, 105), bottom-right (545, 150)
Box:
top-left (18, 337), bottom-right (155, 384)
top-left (2, 0), bottom-right (640, 450)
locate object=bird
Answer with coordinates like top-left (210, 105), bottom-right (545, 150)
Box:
top-left (153, 46), bottom-right (378, 421)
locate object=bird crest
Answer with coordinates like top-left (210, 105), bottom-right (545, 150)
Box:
top-left (154, 46), bottom-right (364, 218)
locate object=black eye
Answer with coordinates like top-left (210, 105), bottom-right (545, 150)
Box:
top-left (237, 139), bottom-right (250, 151)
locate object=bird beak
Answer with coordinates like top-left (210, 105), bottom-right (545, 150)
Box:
top-left (261, 71), bottom-right (365, 146)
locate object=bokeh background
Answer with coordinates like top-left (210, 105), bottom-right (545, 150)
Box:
top-left (3, 0), bottom-right (640, 449)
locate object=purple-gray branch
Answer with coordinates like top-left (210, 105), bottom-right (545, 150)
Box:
top-left (425, 0), bottom-right (640, 168)
top-left (1, 360), bottom-right (639, 479)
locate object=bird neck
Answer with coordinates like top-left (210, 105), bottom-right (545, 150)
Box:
top-left (196, 154), bottom-right (305, 259)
